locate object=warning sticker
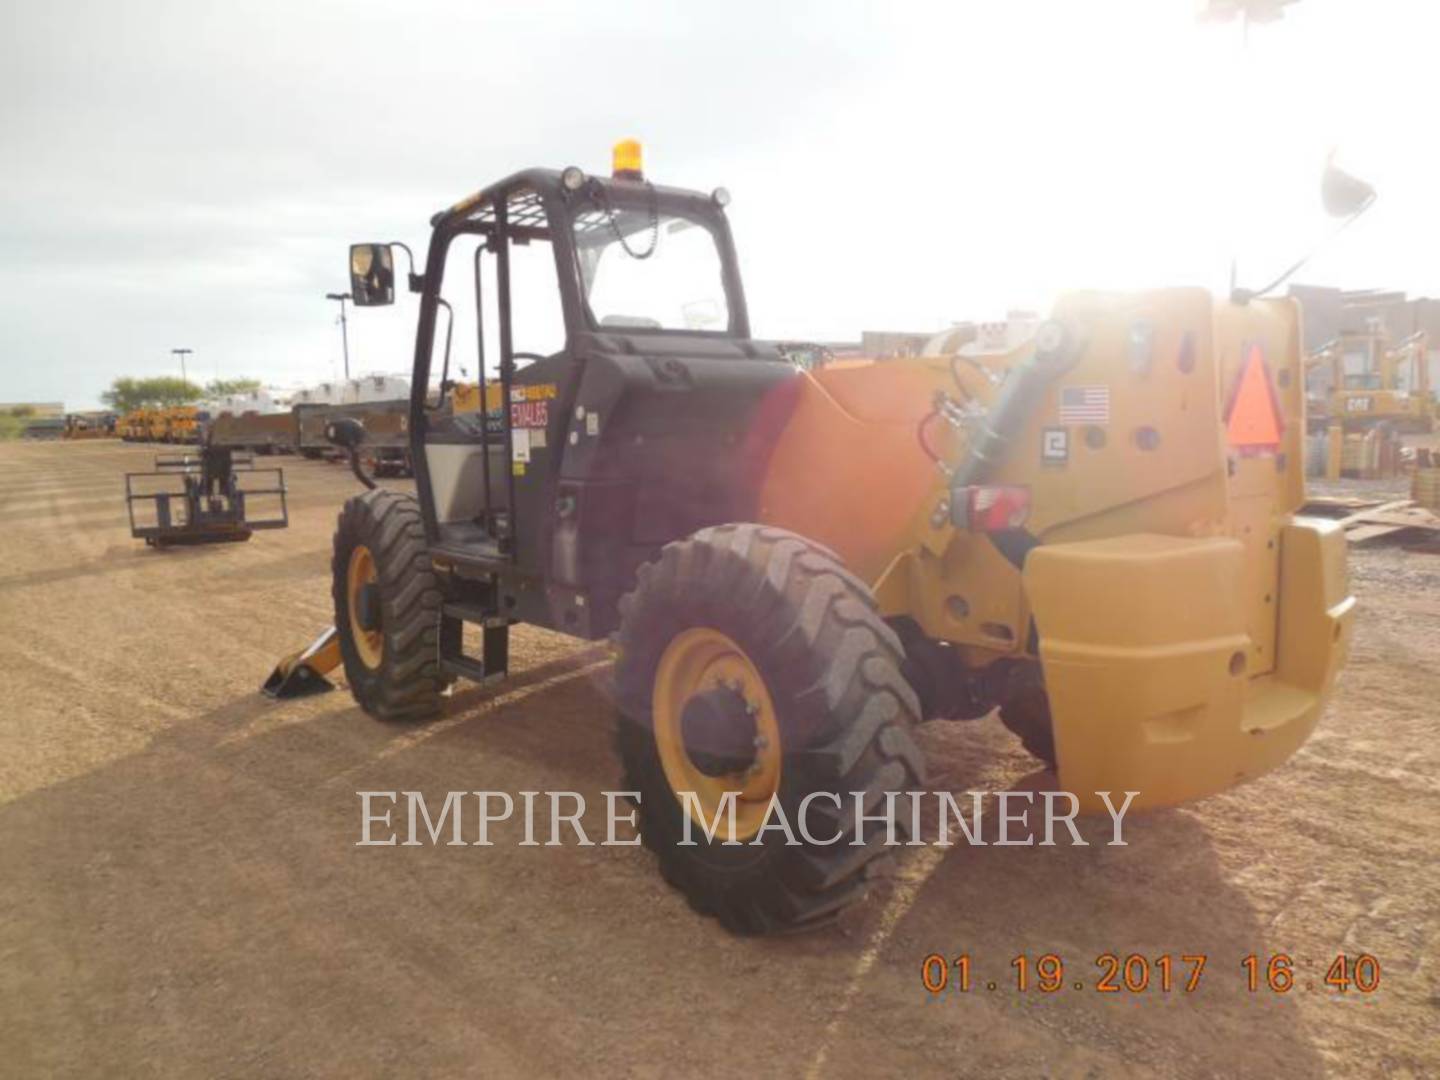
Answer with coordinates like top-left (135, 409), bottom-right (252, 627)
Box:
top-left (512, 428), bottom-right (531, 463)
top-left (1225, 343), bottom-right (1284, 453)
top-left (511, 400), bottom-right (549, 429)
top-left (512, 383), bottom-right (557, 402)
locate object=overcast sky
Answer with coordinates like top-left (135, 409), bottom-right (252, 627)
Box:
top-left (2, 0), bottom-right (1435, 408)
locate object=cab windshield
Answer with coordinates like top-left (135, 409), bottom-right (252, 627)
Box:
top-left (572, 195), bottom-right (730, 333)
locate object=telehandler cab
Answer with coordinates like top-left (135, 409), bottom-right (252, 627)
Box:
top-left (267, 142), bottom-right (1354, 934)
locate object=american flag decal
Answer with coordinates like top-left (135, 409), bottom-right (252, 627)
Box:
top-left (1058, 385), bottom-right (1110, 424)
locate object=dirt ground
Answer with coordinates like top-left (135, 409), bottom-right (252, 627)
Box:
top-left (1, 439), bottom-right (1436, 1078)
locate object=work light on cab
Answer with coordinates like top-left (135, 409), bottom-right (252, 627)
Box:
top-left (612, 138), bottom-right (644, 180)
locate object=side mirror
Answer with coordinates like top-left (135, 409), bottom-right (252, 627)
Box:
top-left (350, 243), bottom-right (395, 307)
top-left (325, 417), bottom-right (366, 449)
top-left (1321, 157), bottom-right (1376, 219)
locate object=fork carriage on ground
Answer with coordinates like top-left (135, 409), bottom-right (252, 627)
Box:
top-left (125, 446), bottom-right (289, 547)
top-left (266, 141), bottom-right (1354, 934)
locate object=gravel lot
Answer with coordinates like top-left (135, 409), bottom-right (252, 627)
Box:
top-left (2, 439), bottom-right (1436, 1077)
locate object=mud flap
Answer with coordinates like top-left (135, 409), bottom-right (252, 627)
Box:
top-left (263, 626), bottom-right (342, 698)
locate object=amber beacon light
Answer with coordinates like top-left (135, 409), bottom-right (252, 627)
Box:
top-left (612, 138), bottom-right (644, 180)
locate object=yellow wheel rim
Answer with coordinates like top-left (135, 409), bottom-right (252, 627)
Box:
top-left (653, 628), bottom-right (782, 843)
top-left (347, 544), bottom-right (384, 669)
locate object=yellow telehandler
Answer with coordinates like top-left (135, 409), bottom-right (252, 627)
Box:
top-left (266, 143), bottom-right (1355, 933)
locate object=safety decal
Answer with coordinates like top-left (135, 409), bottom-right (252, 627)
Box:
top-left (1225, 343), bottom-right (1284, 453)
top-left (1041, 426), bottom-right (1069, 466)
top-left (511, 400), bottom-right (549, 429)
top-left (511, 428), bottom-right (531, 463)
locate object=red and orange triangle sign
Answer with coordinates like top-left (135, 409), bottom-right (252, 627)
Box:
top-left (1226, 343), bottom-right (1284, 452)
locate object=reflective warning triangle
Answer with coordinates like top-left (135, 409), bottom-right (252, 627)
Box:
top-left (1226, 343), bottom-right (1284, 451)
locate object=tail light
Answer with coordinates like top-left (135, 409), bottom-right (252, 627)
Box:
top-left (955, 485), bottom-right (1032, 532)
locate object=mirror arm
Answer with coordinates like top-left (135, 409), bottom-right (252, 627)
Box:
top-left (324, 418), bottom-right (376, 489)
top-left (347, 446), bottom-right (377, 491)
top-left (388, 241), bottom-right (425, 293)
top-left (1231, 194), bottom-right (1375, 305)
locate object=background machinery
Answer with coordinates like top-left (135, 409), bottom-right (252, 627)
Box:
top-left (267, 143), bottom-right (1354, 934)
top-left (200, 378), bottom-right (413, 475)
top-left (1304, 321), bottom-right (1433, 478)
top-left (63, 412), bottom-right (117, 439)
top-left (1306, 321), bottom-right (1434, 433)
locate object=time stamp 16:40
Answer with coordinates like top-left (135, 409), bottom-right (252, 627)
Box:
top-left (921, 953), bottom-right (1382, 997)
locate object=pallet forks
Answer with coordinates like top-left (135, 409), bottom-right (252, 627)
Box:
top-left (125, 445), bottom-right (289, 547)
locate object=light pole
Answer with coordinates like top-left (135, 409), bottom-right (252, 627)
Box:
top-left (172, 347), bottom-right (193, 385)
top-left (326, 292), bottom-right (353, 380)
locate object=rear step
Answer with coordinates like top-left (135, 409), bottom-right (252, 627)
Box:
top-left (439, 603), bottom-right (510, 685)
top-left (442, 601), bottom-right (511, 628)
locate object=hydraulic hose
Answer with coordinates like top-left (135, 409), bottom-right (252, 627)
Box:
top-left (949, 320), bottom-right (1086, 503)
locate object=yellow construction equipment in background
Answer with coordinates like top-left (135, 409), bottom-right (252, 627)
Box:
top-left (115, 405), bottom-right (202, 443)
top-left (119, 409), bottom-right (147, 440)
top-left (1307, 324), bottom-right (1435, 433)
top-left (160, 405), bottom-right (200, 443)
top-left (1413, 454), bottom-right (1440, 513)
top-left (143, 409), bottom-right (169, 442)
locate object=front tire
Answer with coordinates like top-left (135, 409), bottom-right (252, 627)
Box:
top-left (614, 524), bottom-right (926, 935)
top-left (332, 489), bottom-right (446, 721)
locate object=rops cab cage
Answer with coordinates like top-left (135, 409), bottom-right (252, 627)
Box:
top-left (124, 445), bottom-right (289, 547)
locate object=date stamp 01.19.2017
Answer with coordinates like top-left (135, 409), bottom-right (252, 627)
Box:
top-left (919, 952), bottom-right (1382, 998)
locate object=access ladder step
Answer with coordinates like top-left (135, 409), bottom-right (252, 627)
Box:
top-left (438, 614), bottom-right (510, 686)
top-left (439, 654), bottom-right (507, 685)
top-left (441, 601), bottom-right (509, 628)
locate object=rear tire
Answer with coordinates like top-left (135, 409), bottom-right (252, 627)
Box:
top-left (614, 524), bottom-right (926, 935)
top-left (332, 489), bottom-right (446, 721)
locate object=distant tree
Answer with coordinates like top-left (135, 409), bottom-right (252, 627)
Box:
top-left (205, 377), bottom-right (262, 397)
top-left (144, 377), bottom-right (204, 407)
top-left (100, 377), bottom-right (142, 412)
top-left (9, 405), bottom-right (35, 417)
top-left (101, 376), bottom-right (204, 412)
